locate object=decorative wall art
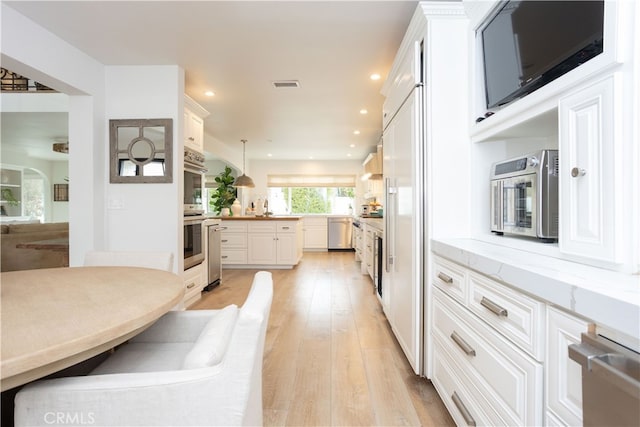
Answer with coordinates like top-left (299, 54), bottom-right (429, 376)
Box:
top-left (109, 118), bottom-right (173, 183)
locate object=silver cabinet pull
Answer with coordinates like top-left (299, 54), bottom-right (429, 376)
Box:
top-left (480, 296), bottom-right (508, 317)
top-left (437, 272), bottom-right (453, 284)
top-left (221, 239), bottom-right (228, 243)
top-left (186, 283), bottom-right (196, 289)
top-left (451, 331), bottom-right (476, 356)
top-left (221, 255), bottom-right (228, 259)
top-left (281, 226), bottom-right (290, 230)
top-left (571, 167), bottom-right (586, 177)
top-left (451, 392), bottom-right (476, 426)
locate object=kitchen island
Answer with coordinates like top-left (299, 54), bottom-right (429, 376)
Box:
top-left (220, 217), bottom-right (303, 268)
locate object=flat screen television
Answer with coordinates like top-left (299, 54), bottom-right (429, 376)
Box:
top-left (481, 0), bottom-right (604, 109)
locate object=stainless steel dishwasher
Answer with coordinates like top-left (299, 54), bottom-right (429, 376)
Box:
top-left (328, 217), bottom-right (353, 250)
top-left (569, 332), bottom-right (640, 426)
top-left (205, 221), bottom-right (224, 291)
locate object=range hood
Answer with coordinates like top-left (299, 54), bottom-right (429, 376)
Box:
top-left (361, 146), bottom-right (383, 180)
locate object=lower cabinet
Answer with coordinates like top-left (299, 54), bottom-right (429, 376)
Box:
top-left (223, 220), bottom-right (302, 268)
top-left (431, 255), bottom-right (591, 426)
top-left (302, 217), bottom-right (328, 250)
top-left (545, 306), bottom-right (589, 426)
top-left (182, 262), bottom-right (205, 308)
top-left (432, 288), bottom-right (544, 426)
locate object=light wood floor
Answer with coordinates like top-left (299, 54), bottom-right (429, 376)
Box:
top-left (190, 251), bottom-right (454, 427)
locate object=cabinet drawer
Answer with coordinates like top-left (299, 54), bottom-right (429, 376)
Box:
top-left (248, 222), bottom-right (277, 233)
top-left (468, 271), bottom-right (545, 360)
top-left (221, 232), bottom-right (247, 248)
top-left (276, 222), bottom-right (297, 233)
top-left (183, 264), bottom-right (203, 302)
top-left (222, 222), bottom-right (247, 233)
top-left (221, 249), bottom-right (247, 264)
top-left (433, 256), bottom-right (467, 305)
top-left (432, 337), bottom-right (495, 427)
top-left (433, 289), bottom-right (544, 426)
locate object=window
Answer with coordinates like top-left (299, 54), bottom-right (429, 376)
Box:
top-left (267, 174), bottom-right (356, 215)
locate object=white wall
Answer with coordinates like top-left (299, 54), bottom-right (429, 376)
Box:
top-left (104, 66), bottom-right (183, 271)
top-left (1, 4), bottom-right (184, 270)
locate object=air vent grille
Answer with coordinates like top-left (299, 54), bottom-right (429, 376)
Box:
top-left (272, 80), bottom-right (300, 88)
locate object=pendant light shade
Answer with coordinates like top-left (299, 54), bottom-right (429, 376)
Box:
top-left (234, 139), bottom-right (255, 188)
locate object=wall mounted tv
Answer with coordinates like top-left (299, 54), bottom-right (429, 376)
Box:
top-left (481, 0), bottom-right (604, 109)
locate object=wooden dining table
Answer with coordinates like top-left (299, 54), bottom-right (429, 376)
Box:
top-left (0, 266), bottom-right (184, 391)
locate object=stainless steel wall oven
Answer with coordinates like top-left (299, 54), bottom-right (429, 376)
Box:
top-left (184, 215), bottom-right (204, 270)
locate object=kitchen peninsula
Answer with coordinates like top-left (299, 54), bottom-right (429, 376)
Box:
top-left (220, 216), bottom-right (303, 269)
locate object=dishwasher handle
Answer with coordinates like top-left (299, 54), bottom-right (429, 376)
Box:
top-left (569, 333), bottom-right (640, 398)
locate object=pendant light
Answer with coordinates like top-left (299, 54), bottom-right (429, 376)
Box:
top-left (234, 139), bottom-right (255, 188)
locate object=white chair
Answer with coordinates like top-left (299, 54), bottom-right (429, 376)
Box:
top-left (83, 250), bottom-right (174, 272)
top-left (14, 271), bottom-right (273, 426)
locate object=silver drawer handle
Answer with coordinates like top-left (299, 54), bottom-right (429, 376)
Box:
top-left (186, 283), bottom-right (196, 289)
top-left (221, 255), bottom-right (228, 259)
top-left (450, 331), bottom-right (476, 356)
top-left (437, 272), bottom-right (453, 284)
top-left (281, 226), bottom-right (290, 230)
top-left (480, 296), bottom-right (508, 317)
top-left (451, 392), bottom-right (476, 426)
top-left (221, 239), bottom-right (228, 243)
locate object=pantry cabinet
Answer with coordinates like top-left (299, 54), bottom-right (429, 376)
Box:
top-left (558, 74), bottom-right (621, 264)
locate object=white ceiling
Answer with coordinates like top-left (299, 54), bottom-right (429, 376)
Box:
top-left (4, 1), bottom-right (418, 162)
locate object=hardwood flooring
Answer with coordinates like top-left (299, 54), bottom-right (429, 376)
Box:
top-left (190, 251), bottom-right (454, 427)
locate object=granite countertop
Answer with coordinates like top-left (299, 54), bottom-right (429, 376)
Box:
top-left (431, 238), bottom-right (640, 343)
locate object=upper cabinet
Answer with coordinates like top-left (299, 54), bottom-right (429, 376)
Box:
top-left (184, 95), bottom-right (209, 154)
top-left (464, 0), bottom-right (638, 274)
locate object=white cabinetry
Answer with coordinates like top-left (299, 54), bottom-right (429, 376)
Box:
top-left (182, 263), bottom-right (205, 308)
top-left (545, 307), bottom-right (589, 426)
top-left (558, 75), bottom-right (621, 264)
top-left (302, 216), bottom-right (327, 250)
top-left (222, 220), bottom-right (302, 268)
top-left (184, 95), bottom-right (208, 154)
top-left (221, 222), bottom-right (248, 265)
top-left (431, 256), bottom-right (544, 426)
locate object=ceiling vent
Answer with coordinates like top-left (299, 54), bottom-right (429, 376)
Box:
top-left (272, 80), bottom-right (300, 89)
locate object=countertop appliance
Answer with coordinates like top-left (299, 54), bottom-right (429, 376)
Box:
top-left (328, 217), bottom-right (353, 250)
top-left (569, 332), bottom-right (640, 426)
top-left (490, 149), bottom-right (559, 241)
top-left (205, 220), bottom-right (223, 290)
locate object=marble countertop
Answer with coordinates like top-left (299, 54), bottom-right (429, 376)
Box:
top-left (431, 238), bottom-right (640, 342)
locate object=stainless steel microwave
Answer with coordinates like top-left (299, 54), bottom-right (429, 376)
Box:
top-left (490, 150), bottom-right (559, 241)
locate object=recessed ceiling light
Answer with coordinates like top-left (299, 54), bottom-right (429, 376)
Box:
top-left (370, 74), bottom-right (381, 81)
top-left (349, 144), bottom-right (355, 148)
top-left (267, 153), bottom-right (272, 157)
top-left (308, 156), bottom-right (314, 160)
top-left (353, 130), bottom-right (361, 135)
top-left (204, 90), bottom-right (215, 97)
top-left (347, 153), bottom-right (352, 157)
top-left (360, 109), bottom-right (368, 114)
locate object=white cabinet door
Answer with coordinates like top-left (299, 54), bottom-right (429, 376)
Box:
top-left (276, 233), bottom-right (298, 265)
top-left (558, 75), bottom-right (621, 263)
top-left (546, 307), bottom-right (589, 427)
top-left (184, 108), bottom-right (204, 153)
top-left (247, 233), bottom-right (277, 264)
